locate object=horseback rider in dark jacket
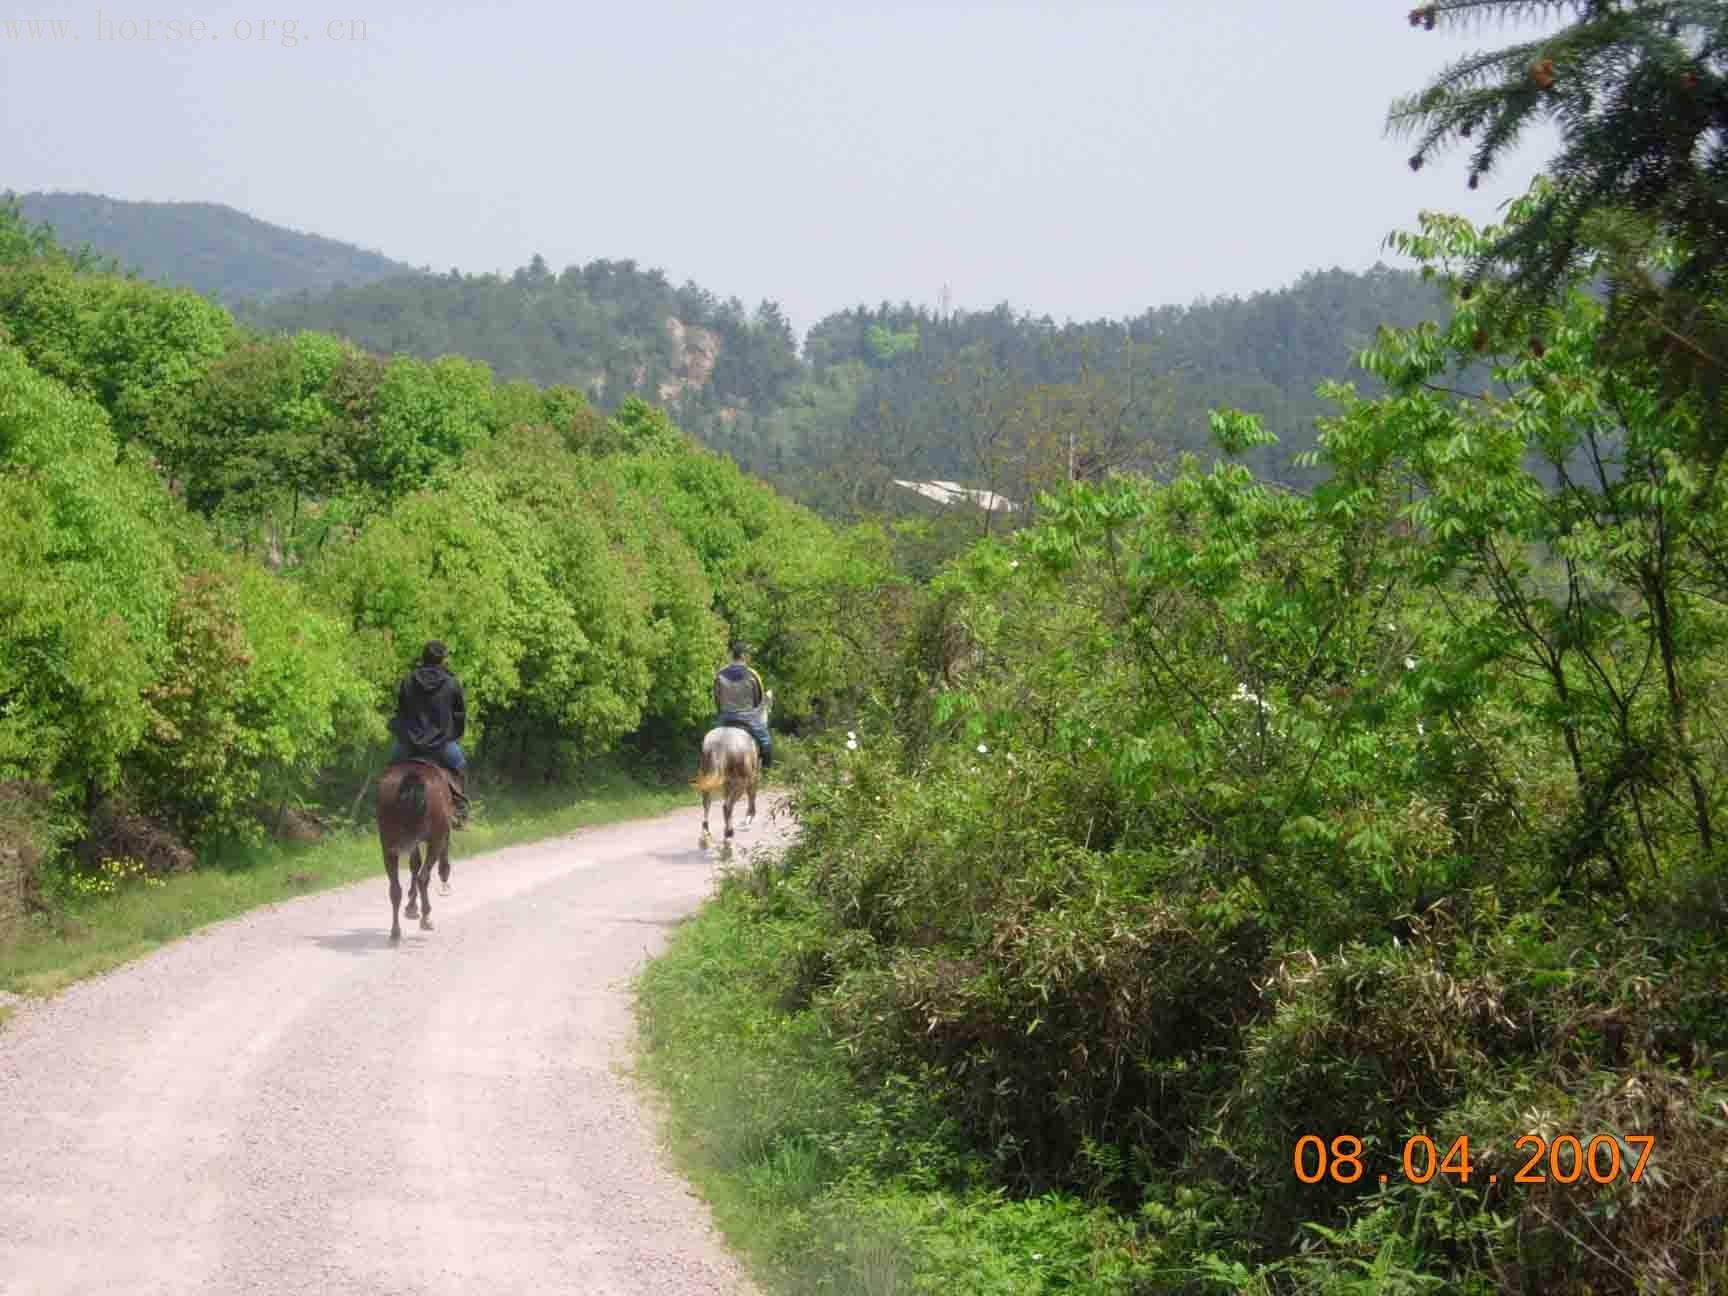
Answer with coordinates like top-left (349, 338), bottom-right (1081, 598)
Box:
top-left (713, 641), bottom-right (771, 768)
top-left (388, 640), bottom-right (470, 827)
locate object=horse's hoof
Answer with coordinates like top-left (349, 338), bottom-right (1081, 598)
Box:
top-left (390, 928), bottom-right (401, 944)
top-left (420, 917), bottom-right (434, 931)
top-left (439, 882), bottom-right (452, 897)
top-left (404, 900), bottom-right (419, 919)
top-left (742, 815), bottom-right (754, 831)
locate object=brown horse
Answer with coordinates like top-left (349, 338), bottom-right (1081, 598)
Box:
top-left (695, 691), bottom-right (772, 858)
top-left (375, 761), bottom-right (454, 942)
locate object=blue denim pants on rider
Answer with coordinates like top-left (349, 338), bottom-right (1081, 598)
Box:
top-left (388, 739), bottom-right (466, 771)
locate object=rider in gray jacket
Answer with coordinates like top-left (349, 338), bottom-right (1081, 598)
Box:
top-left (713, 642), bottom-right (771, 768)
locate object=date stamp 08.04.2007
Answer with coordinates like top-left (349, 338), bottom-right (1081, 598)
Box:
top-left (1294, 1133), bottom-right (1655, 1188)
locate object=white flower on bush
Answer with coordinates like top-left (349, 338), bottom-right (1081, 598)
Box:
top-left (977, 742), bottom-right (989, 754)
top-left (1009, 559), bottom-right (1020, 570)
top-left (1404, 656), bottom-right (1418, 671)
top-left (1231, 683), bottom-right (1274, 714)
top-left (846, 737), bottom-right (858, 751)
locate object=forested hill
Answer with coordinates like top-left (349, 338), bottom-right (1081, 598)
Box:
top-left (8, 195), bottom-right (1453, 507)
top-left (239, 255), bottom-right (802, 426)
top-left (11, 192), bottom-right (417, 305)
top-left (758, 266), bottom-right (1452, 512)
top-left (242, 255), bottom-right (1452, 511)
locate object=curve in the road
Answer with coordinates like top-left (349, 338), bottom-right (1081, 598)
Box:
top-left (0, 802), bottom-right (785, 1296)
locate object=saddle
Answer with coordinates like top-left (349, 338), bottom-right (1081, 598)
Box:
top-left (388, 758), bottom-right (459, 792)
top-left (716, 714), bottom-right (756, 734)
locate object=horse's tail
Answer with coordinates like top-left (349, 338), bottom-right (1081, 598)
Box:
top-left (397, 770), bottom-right (428, 819)
top-left (693, 739), bottom-right (725, 795)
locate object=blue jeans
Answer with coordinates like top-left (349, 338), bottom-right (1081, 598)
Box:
top-left (716, 714), bottom-right (771, 765)
top-left (388, 739), bottom-right (465, 771)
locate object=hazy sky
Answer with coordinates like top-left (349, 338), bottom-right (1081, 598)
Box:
top-left (3, 1), bottom-right (1558, 332)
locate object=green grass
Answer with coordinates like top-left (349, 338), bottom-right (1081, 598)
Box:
top-left (635, 872), bottom-right (1151, 1296)
top-left (0, 765), bottom-right (688, 1000)
top-left (635, 884), bottom-right (877, 1292)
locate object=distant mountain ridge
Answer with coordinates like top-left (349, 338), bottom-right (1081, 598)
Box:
top-left (11, 191), bottom-right (418, 305)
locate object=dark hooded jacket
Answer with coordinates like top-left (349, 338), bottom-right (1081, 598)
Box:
top-left (391, 664), bottom-right (467, 756)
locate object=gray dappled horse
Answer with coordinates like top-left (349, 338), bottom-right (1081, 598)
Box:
top-left (375, 761), bottom-right (454, 942)
top-left (696, 691), bottom-right (772, 857)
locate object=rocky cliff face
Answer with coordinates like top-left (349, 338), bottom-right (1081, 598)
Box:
top-left (585, 316), bottom-right (723, 407)
top-left (658, 316), bottom-right (721, 403)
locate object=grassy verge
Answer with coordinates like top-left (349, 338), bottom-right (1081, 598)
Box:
top-left (0, 764), bottom-right (688, 1000)
top-left (635, 864), bottom-right (1149, 1296)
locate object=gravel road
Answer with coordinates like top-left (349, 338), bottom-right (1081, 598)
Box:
top-left (0, 802), bottom-right (786, 1295)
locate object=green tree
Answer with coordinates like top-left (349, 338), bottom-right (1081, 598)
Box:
top-left (129, 559), bottom-right (375, 843)
top-left (1334, 201), bottom-right (1725, 880)
top-left (0, 264), bottom-right (233, 450)
top-left (1392, 2), bottom-right (1728, 304)
top-left (0, 194), bottom-right (63, 266)
top-left (162, 333), bottom-right (358, 557)
top-left (351, 353), bottom-right (495, 500)
top-left (0, 345), bottom-right (180, 798)
top-left (0, 192), bottom-right (115, 271)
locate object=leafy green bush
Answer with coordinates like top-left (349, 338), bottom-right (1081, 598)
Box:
top-left (0, 263), bottom-right (232, 448)
top-left (0, 345), bottom-right (179, 796)
top-left (129, 558), bottom-right (376, 842)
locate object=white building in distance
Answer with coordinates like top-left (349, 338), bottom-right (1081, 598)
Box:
top-left (892, 480), bottom-right (1018, 514)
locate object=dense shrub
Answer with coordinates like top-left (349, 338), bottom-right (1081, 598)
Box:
top-left (0, 782), bottom-right (61, 933)
top-left (826, 888), bottom-right (1267, 1197)
top-left (0, 264), bottom-right (232, 448)
top-left (0, 345), bottom-right (179, 795)
top-left (129, 559), bottom-right (376, 843)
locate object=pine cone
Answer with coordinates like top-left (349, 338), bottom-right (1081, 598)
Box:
top-left (1531, 57), bottom-right (1555, 90)
top-left (1410, 155), bottom-right (1425, 172)
top-left (1529, 339), bottom-right (1546, 359)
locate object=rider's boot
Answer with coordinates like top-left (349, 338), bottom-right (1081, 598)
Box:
top-left (448, 770), bottom-right (471, 829)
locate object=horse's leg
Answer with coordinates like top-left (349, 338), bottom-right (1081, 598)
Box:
top-left (743, 775), bottom-right (757, 831)
top-left (438, 840), bottom-right (452, 896)
top-left (721, 786), bottom-right (736, 858)
top-left (385, 848), bottom-right (403, 943)
top-left (404, 844), bottom-right (421, 919)
top-left (417, 835), bottom-right (440, 932)
top-left (700, 789), bottom-right (713, 849)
